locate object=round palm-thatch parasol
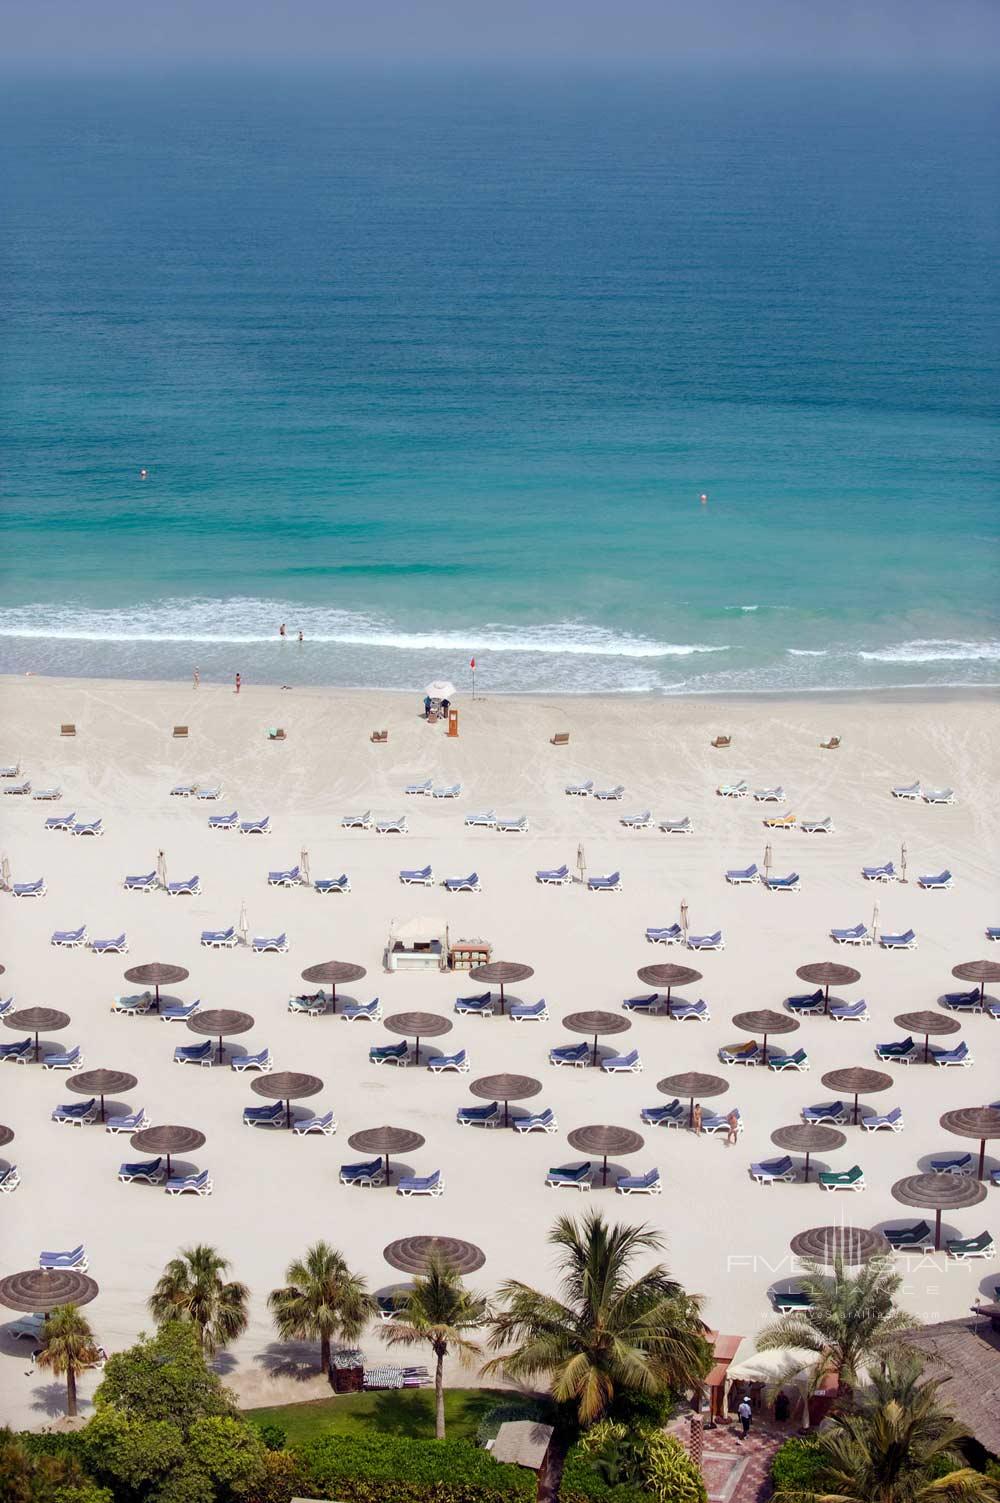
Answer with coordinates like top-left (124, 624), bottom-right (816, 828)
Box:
top-left (891, 1172), bottom-right (987, 1250)
top-left (951, 960), bottom-right (1000, 1008)
top-left (732, 1009), bottom-right (799, 1064)
top-left (469, 961), bottom-right (534, 1014)
top-left (939, 1105), bottom-right (1000, 1180)
top-left (795, 961), bottom-right (861, 1013)
top-left (636, 963), bottom-right (702, 1014)
top-left (384, 1235), bottom-right (485, 1276)
top-left (130, 1124), bottom-right (205, 1175)
top-left (300, 961), bottom-right (367, 1011)
top-left (770, 1123), bottom-right (847, 1182)
top-left (384, 1011), bottom-right (452, 1064)
top-left (790, 1225), bottom-right (889, 1265)
top-left (657, 1072), bottom-right (729, 1126)
top-left (567, 1125), bottom-right (644, 1187)
top-left (821, 1067), bottom-right (893, 1125)
top-left (124, 962), bottom-right (189, 1009)
top-left (4, 1007), bottom-right (70, 1061)
top-left (349, 1125), bottom-right (425, 1185)
top-left (469, 1073), bottom-right (541, 1128)
top-left (0, 1125), bottom-right (14, 1149)
top-left (251, 1071), bottom-right (323, 1129)
top-left (563, 1010), bottom-right (631, 1066)
top-left (894, 1011), bottom-right (960, 1064)
top-left (187, 1008), bottom-right (255, 1062)
top-left (67, 1069), bottom-right (137, 1122)
top-left (0, 1269), bottom-right (99, 1313)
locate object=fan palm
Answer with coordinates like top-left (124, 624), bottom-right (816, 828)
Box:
top-left (776, 1359), bottom-right (999, 1502)
top-left (483, 1209), bottom-right (712, 1429)
top-left (757, 1254), bottom-right (913, 1393)
top-left (268, 1241), bottom-right (375, 1373)
top-left (383, 1254), bottom-right (488, 1439)
top-left (34, 1304), bottom-right (100, 1417)
top-left (148, 1244), bottom-right (249, 1356)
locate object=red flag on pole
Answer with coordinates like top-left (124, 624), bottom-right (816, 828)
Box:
top-left (470, 658), bottom-right (475, 669)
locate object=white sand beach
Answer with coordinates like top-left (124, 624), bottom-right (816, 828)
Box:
top-left (1, 675), bottom-right (998, 1428)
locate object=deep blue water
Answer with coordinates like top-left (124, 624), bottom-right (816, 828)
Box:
top-left (1, 68), bottom-right (998, 693)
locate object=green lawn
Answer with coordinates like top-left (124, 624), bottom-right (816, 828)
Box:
top-left (243, 1387), bottom-right (512, 1447)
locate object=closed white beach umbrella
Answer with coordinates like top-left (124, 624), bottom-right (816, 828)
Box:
top-left (1, 855), bottom-right (9, 892)
top-left (300, 849), bottom-right (310, 886)
top-left (763, 843), bottom-right (773, 879)
top-left (900, 841), bottom-right (908, 884)
top-left (238, 900), bottom-right (249, 947)
top-left (680, 899), bottom-right (689, 935)
top-left (425, 680), bottom-right (455, 700)
top-left (871, 899), bottom-right (880, 946)
top-left (576, 843), bottom-right (586, 883)
top-left (156, 849), bottom-right (168, 888)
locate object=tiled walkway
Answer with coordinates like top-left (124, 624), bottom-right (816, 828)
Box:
top-left (669, 1417), bottom-right (791, 1502)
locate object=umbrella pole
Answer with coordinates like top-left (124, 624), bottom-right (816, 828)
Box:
top-left (602, 1154), bottom-right (609, 1187)
top-left (34, 1031), bottom-right (40, 1061)
top-left (935, 1208), bottom-right (942, 1252)
top-left (688, 1096), bottom-right (695, 1127)
top-left (99, 1094), bottom-right (106, 1122)
top-left (824, 984), bottom-right (830, 1015)
top-left (285, 1098), bottom-right (291, 1129)
top-left (762, 1033), bottom-right (769, 1065)
top-left (665, 987), bottom-right (673, 1016)
top-left (803, 1151), bottom-right (810, 1182)
top-left (499, 984), bottom-right (505, 1015)
top-left (414, 1035), bottom-right (421, 1064)
top-left (591, 1033), bottom-right (598, 1067)
top-left (979, 1138), bottom-right (986, 1180)
top-left (853, 1093), bottom-right (860, 1126)
top-left (384, 1153), bottom-right (390, 1185)
top-left (503, 1099), bottom-right (509, 1129)
top-left (923, 1031), bottom-right (930, 1064)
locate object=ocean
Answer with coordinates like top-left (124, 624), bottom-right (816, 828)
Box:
top-left (1, 67), bottom-right (998, 695)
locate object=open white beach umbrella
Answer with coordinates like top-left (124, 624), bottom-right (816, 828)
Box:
top-left (425, 680), bottom-right (455, 700)
top-left (238, 900), bottom-right (249, 947)
top-left (300, 849), bottom-right (310, 886)
top-left (156, 849), bottom-right (168, 888)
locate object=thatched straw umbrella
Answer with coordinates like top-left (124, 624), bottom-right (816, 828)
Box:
top-left (349, 1126), bottom-right (425, 1186)
top-left (383, 1236), bottom-right (485, 1276)
top-left (770, 1123), bottom-right (846, 1182)
top-left (789, 1226), bottom-right (888, 1265)
top-left (300, 960), bottom-right (367, 1012)
top-left (891, 1173), bottom-right (987, 1251)
top-left (468, 961), bottom-right (534, 1014)
top-left (4, 1007), bottom-right (70, 1061)
top-left (731, 1009), bottom-right (799, 1065)
top-left (951, 960), bottom-right (1000, 1009)
top-left (251, 1071), bottom-right (323, 1129)
top-left (795, 962), bottom-right (861, 1014)
top-left (67, 1069), bottom-right (138, 1122)
top-left (383, 1012), bottom-right (452, 1065)
top-left (130, 1124), bottom-right (205, 1175)
top-left (0, 1269), bottom-right (99, 1313)
top-left (187, 1008), bottom-right (255, 1063)
top-left (567, 1125), bottom-right (644, 1187)
top-left (469, 1073), bottom-right (541, 1128)
top-left (123, 962), bottom-right (189, 1010)
top-left (821, 1067), bottom-right (893, 1125)
top-left (893, 1011), bottom-right (960, 1064)
top-left (657, 1072), bottom-right (729, 1126)
top-left (635, 963), bottom-right (702, 1015)
top-left (562, 1010), bottom-right (631, 1066)
top-left (939, 1105), bottom-right (1000, 1181)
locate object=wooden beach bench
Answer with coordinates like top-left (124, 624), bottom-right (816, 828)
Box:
top-left (173, 725), bottom-right (189, 739)
top-left (370, 729), bottom-right (388, 743)
top-left (60, 724), bottom-right (76, 738)
top-left (711, 735), bottom-right (732, 749)
top-left (550, 731), bottom-right (570, 746)
top-left (267, 727), bottom-right (286, 741)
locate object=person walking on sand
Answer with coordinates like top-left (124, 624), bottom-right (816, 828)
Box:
top-left (692, 1102), bottom-right (703, 1135)
top-left (193, 666), bottom-right (200, 690)
top-left (726, 1109), bottom-right (740, 1146)
top-left (737, 1397), bottom-right (752, 1439)
top-left (235, 672), bottom-right (241, 694)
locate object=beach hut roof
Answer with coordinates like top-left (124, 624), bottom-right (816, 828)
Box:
top-left (490, 1421), bottom-right (554, 1471)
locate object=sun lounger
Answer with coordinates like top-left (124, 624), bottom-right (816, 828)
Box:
top-left (941, 988), bottom-right (981, 1011)
top-left (622, 993), bottom-right (662, 1015)
top-left (251, 933), bottom-right (288, 954)
top-left (754, 787), bottom-right (785, 802)
top-left (315, 874), bottom-right (351, 894)
top-left (341, 811), bottom-right (373, 829)
top-left (763, 812), bottom-right (797, 829)
top-left (659, 817), bottom-right (693, 834)
top-left (673, 999), bottom-right (711, 1022)
top-left (0, 763), bottom-right (19, 777)
top-left (113, 992), bottom-right (153, 1015)
top-left (267, 728), bottom-right (286, 741)
top-left (565, 781), bottom-right (593, 797)
top-left (432, 784), bottom-right (461, 799)
top-left (880, 929), bottom-right (917, 950)
top-left (239, 817), bottom-right (270, 835)
top-left (91, 934), bottom-right (128, 955)
top-left (232, 1047), bottom-right (272, 1072)
top-left (341, 999), bottom-right (381, 1022)
top-left (165, 1170), bottom-right (213, 1196)
top-left (884, 1221), bottom-right (934, 1251)
top-left (173, 725), bottom-right (188, 738)
top-left (243, 1101), bottom-right (285, 1128)
top-left (719, 1042), bottom-right (760, 1066)
top-left (173, 1041), bottom-right (213, 1067)
top-left (931, 1152), bottom-right (972, 1175)
top-left (4, 781), bottom-right (30, 796)
top-left (454, 992), bottom-right (493, 1017)
top-left (769, 1048), bottom-right (810, 1071)
top-left (167, 875), bottom-right (201, 896)
top-left (641, 1101), bottom-right (685, 1128)
top-left (123, 872), bottom-right (157, 892)
top-left (196, 785), bottom-right (222, 800)
top-left (550, 1042), bottom-right (589, 1068)
top-left (546, 1162), bottom-right (592, 1191)
top-left (711, 735), bottom-right (731, 749)
top-left (930, 1041), bottom-right (972, 1067)
top-left (726, 864), bottom-right (760, 885)
top-left (52, 925), bottom-right (87, 948)
top-left (160, 1000), bottom-right (200, 1022)
top-left (428, 1048), bottom-right (469, 1074)
top-left (687, 929), bottom-right (724, 951)
top-left (399, 865), bottom-right (434, 886)
top-left (60, 724), bottom-right (76, 737)
top-left (819, 1165), bottom-right (866, 1192)
top-left (339, 1158), bottom-right (385, 1187)
top-left (800, 816), bottom-right (833, 833)
top-left (616, 1167), bottom-right (661, 1195)
top-left (208, 811), bottom-right (238, 830)
top-left (0, 1165), bottom-right (20, 1193)
top-left (513, 1108), bottom-right (557, 1133)
top-left (71, 819), bottom-right (103, 837)
top-left (803, 1101), bottom-right (848, 1124)
top-left (397, 1170), bottom-right (444, 1197)
top-left (370, 1040), bottom-right (410, 1067)
top-left (772, 1289), bottom-right (814, 1311)
top-left (171, 783), bottom-right (197, 797)
top-left (444, 872), bottom-right (480, 892)
top-left (375, 815), bottom-right (407, 834)
top-left (0, 998), bottom-right (11, 1016)
top-left (118, 1158), bottom-right (165, 1183)
top-left (45, 811), bottom-right (76, 831)
top-left (287, 993), bottom-right (330, 1017)
top-left (52, 1098), bottom-right (96, 1126)
top-left (923, 788), bottom-right (955, 805)
top-left (370, 729), bottom-right (388, 742)
top-left (703, 1107), bottom-right (742, 1135)
top-left (875, 1037), bottom-right (916, 1063)
top-left (405, 779), bottom-right (432, 796)
top-left (786, 989), bottom-right (825, 1014)
top-left (267, 866), bottom-right (301, 887)
top-left (946, 1231), bottom-right (993, 1260)
top-left (621, 811), bottom-right (652, 829)
top-left (602, 1048), bottom-right (642, 1074)
top-left (646, 924), bottom-right (683, 945)
top-left (918, 870), bottom-right (953, 890)
top-left (892, 781), bottom-right (922, 800)
top-left (292, 1110), bottom-right (337, 1135)
top-left (42, 1045), bottom-right (82, 1070)
top-left (862, 1106), bottom-right (903, 1132)
top-left (464, 811), bottom-right (497, 828)
top-left (12, 879), bottom-right (46, 898)
top-left (39, 1245), bottom-right (87, 1271)
top-left (105, 1107), bottom-right (148, 1134)
top-left (201, 926), bottom-right (237, 948)
top-left (862, 862), bottom-right (896, 882)
top-left (551, 731), bottom-right (570, 745)
top-left (988, 927), bottom-right (1000, 942)
top-left (717, 781), bottom-right (749, 799)
top-left (510, 999), bottom-right (548, 1022)
top-left (830, 999), bottom-right (869, 1023)
top-left (588, 871), bottom-right (621, 892)
top-left (831, 923), bottom-right (870, 946)
top-left (594, 785), bottom-right (625, 801)
top-left (497, 815), bottom-right (528, 833)
top-left (536, 865), bottom-right (571, 885)
top-left (457, 1102), bottom-right (501, 1128)
top-left (750, 1155), bottom-right (796, 1185)
top-left (0, 1038), bottom-right (32, 1064)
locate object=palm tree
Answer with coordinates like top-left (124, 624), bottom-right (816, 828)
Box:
top-left (483, 1209), bottom-right (712, 1429)
top-left (756, 1255), bottom-right (913, 1394)
top-left (383, 1254), bottom-right (488, 1439)
top-left (268, 1241), bottom-right (375, 1373)
top-left (148, 1244), bottom-right (249, 1356)
top-left (776, 1359), bottom-right (998, 1502)
top-left (34, 1304), bottom-right (100, 1417)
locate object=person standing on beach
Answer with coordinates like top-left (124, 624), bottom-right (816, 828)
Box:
top-left (692, 1103), bottom-right (703, 1135)
top-left (726, 1109), bottom-right (739, 1146)
top-left (235, 672), bottom-right (241, 694)
top-left (193, 666), bottom-right (200, 689)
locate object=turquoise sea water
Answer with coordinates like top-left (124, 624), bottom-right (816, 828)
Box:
top-left (1, 68), bottom-right (998, 694)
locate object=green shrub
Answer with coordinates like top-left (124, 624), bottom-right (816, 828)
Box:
top-left (559, 1445), bottom-right (652, 1502)
top-left (771, 1437), bottom-right (826, 1491)
top-left (249, 1422), bottom-right (287, 1453)
top-left (301, 1433), bottom-right (535, 1501)
top-left (475, 1398), bottom-right (550, 1447)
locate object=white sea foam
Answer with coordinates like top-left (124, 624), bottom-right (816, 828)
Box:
top-left (787, 649), bottom-right (829, 657)
top-left (857, 639), bottom-right (1000, 664)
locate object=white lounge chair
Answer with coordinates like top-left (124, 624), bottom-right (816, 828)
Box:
top-left (464, 811), bottom-right (497, 828)
top-left (292, 1110), bottom-right (337, 1135)
top-left (646, 924), bottom-right (683, 945)
top-left (166, 876), bottom-right (201, 896)
top-left (717, 781), bottom-right (748, 799)
top-left (341, 811), bottom-right (373, 829)
top-left (375, 815), bottom-right (407, 834)
top-left (400, 865), bottom-right (433, 886)
top-left (444, 872), bottom-right (480, 892)
top-left (12, 879), bottom-right (46, 898)
top-left (659, 817), bottom-right (692, 834)
top-left (880, 928), bottom-right (917, 950)
top-left (536, 865), bottom-right (571, 885)
top-left (831, 923), bottom-right (870, 946)
top-left (621, 811), bottom-right (652, 829)
top-left (565, 781), bottom-right (593, 797)
top-left (800, 817), bottom-right (833, 833)
top-left (165, 1169), bottom-right (213, 1196)
top-left (891, 781), bottom-right (921, 800)
top-left (753, 787), bottom-right (785, 802)
top-left (315, 874), bottom-right (351, 894)
top-left (51, 925), bottom-right (87, 948)
top-left (616, 1168), bottom-right (661, 1195)
top-left (432, 784), bottom-right (461, 799)
top-left (397, 1169), bottom-right (444, 1197)
top-left (726, 863), bottom-right (759, 885)
top-left (922, 788), bottom-right (955, 805)
top-left (201, 926), bottom-right (237, 948)
top-left (497, 816), bottom-right (528, 833)
top-left (71, 819), bottom-right (103, 836)
top-left (239, 816), bottom-right (270, 835)
top-left (404, 779), bottom-right (432, 796)
top-left (601, 1048), bottom-right (642, 1074)
top-left (917, 870), bottom-right (953, 890)
top-left (687, 929), bottom-right (724, 951)
top-left (593, 785), bottom-right (625, 801)
top-left (251, 932), bottom-right (288, 954)
top-left (587, 871), bottom-right (621, 892)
